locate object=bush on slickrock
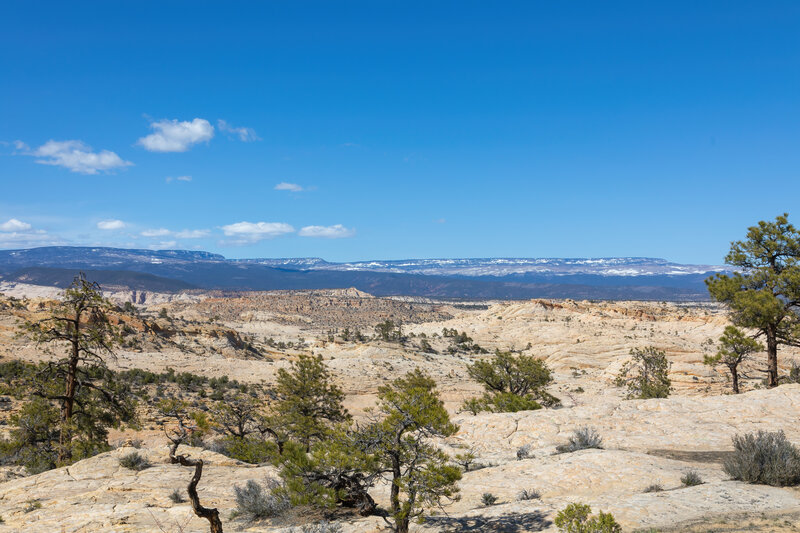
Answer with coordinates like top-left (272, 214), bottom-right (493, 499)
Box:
top-left (481, 493), bottom-right (498, 506)
top-left (681, 470), bottom-right (703, 487)
top-left (119, 451), bottom-right (150, 471)
top-left (556, 427), bottom-right (603, 454)
top-left (554, 503), bottom-right (622, 533)
top-left (516, 443), bottom-right (532, 460)
top-left (232, 479), bottom-right (291, 521)
top-left (516, 488), bottom-right (541, 501)
top-left (723, 430), bottom-right (800, 486)
top-left (293, 521), bottom-right (344, 533)
top-left (643, 484), bottom-right (663, 493)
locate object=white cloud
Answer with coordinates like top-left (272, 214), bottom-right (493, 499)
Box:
top-left (175, 229), bottom-right (209, 239)
top-left (137, 118), bottom-right (214, 152)
top-left (221, 221), bottom-right (295, 244)
top-left (13, 140), bottom-right (30, 152)
top-left (28, 140), bottom-right (132, 174)
top-left (97, 219), bottom-right (126, 230)
top-left (217, 120), bottom-right (260, 142)
top-left (275, 182), bottom-right (304, 192)
top-left (141, 228), bottom-right (171, 237)
top-left (0, 230), bottom-right (61, 248)
top-left (298, 224), bottom-right (355, 239)
top-left (166, 175), bottom-right (192, 183)
top-left (0, 220), bottom-right (62, 248)
top-left (0, 218), bottom-right (32, 231)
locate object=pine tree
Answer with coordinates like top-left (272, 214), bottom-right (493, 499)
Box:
top-left (22, 274), bottom-right (135, 465)
top-left (706, 214), bottom-right (800, 387)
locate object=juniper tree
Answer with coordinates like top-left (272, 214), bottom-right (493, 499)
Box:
top-left (615, 346), bottom-right (671, 399)
top-left (21, 274), bottom-right (135, 465)
top-left (278, 370), bottom-right (461, 528)
top-left (278, 426), bottom-right (380, 515)
top-left (210, 392), bottom-right (282, 461)
top-left (373, 369), bottom-right (462, 533)
top-left (463, 350), bottom-right (558, 413)
top-left (706, 214), bottom-right (800, 387)
top-left (273, 354), bottom-right (350, 450)
top-left (704, 326), bottom-right (763, 394)
top-left (375, 320), bottom-right (402, 342)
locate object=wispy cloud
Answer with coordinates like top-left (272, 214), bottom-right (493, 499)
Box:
top-left (97, 219), bottom-right (126, 230)
top-left (166, 175), bottom-right (192, 183)
top-left (275, 182), bottom-right (304, 192)
top-left (0, 219), bottom-right (62, 248)
top-left (218, 119), bottom-right (260, 142)
top-left (140, 228), bottom-right (171, 237)
top-left (141, 228), bottom-right (208, 239)
top-left (137, 118), bottom-right (214, 152)
top-left (298, 224), bottom-right (355, 238)
top-left (12, 140), bottom-right (29, 152)
top-left (221, 221), bottom-right (295, 244)
top-left (23, 140), bottom-right (132, 174)
top-left (175, 229), bottom-right (209, 239)
top-left (0, 218), bottom-right (32, 232)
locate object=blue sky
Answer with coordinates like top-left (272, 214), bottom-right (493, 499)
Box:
top-left (1, 1), bottom-right (799, 263)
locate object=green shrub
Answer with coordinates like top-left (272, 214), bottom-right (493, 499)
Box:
top-left (169, 489), bottom-right (185, 503)
top-left (481, 493), bottom-right (498, 506)
top-left (723, 430), bottom-right (800, 486)
top-left (23, 499), bottom-right (42, 513)
top-left (0, 398), bottom-right (60, 474)
top-left (462, 350), bottom-right (559, 414)
top-left (614, 346), bottom-right (671, 399)
top-left (556, 427), bottom-right (603, 454)
top-left (232, 479), bottom-right (290, 521)
top-left (119, 451), bottom-right (150, 471)
top-left (516, 443), bottom-right (532, 460)
top-left (516, 488), bottom-right (541, 501)
top-left (215, 435), bottom-right (278, 464)
top-left (681, 470), bottom-right (703, 487)
top-left (554, 503), bottom-right (622, 533)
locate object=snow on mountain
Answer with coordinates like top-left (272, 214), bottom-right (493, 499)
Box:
top-left (241, 257), bottom-right (727, 278)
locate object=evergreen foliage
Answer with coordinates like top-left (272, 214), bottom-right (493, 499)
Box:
top-left (273, 355), bottom-right (350, 450)
top-left (1, 274), bottom-right (136, 471)
top-left (463, 350), bottom-right (558, 413)
top-left (554, 503), bottom-right (622, 533)
top-left (614, 346), bottom-right (671, 399)
top-left (706, 214), bottom-right (800, 387)
top-left (703, 326), bottom-right (762, 393)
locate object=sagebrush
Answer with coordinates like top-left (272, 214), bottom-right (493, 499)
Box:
top-left (723, 430), bottom-right (800, 486)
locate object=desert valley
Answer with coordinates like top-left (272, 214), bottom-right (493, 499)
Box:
top-left (4, 4), bottom-right (800, 531)
top-left (0, 280), bottom-right (799, 532)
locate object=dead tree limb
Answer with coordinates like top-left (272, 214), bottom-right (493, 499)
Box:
top-left (165, 410), bottom-right (223, 533)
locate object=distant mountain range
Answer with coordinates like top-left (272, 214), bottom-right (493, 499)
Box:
top-left (0, 247), bottom-right (728, 301)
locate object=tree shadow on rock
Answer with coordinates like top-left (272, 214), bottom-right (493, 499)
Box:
top-left (425, 510), bottom-right (552, 532)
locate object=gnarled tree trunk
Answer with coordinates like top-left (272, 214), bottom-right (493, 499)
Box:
top-left (169, 441), bottom-right (223, 533)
